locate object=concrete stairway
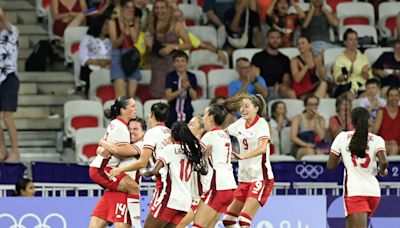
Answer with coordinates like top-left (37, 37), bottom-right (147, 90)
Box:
top-left (1, 0), bottom-right (84, 163)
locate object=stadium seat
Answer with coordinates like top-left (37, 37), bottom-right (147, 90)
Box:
top-left (187, 26), bottom-right (218, 47)
top-left (267, 99), bottom-right (304, 120)
top-left (280, 127), bottom-right (293, 155)
top-left (232, 48), bottom-right (262, 68)
top-left (269, 155), bottom-right (296, 162)
top-left (189, 49), bottom-right (228, 73)
top-left (325, 0), bottom-right (351, 13)
top-left (35, 0), bottom-right (50, 18)
top-left (64, 26), bottom-right (89, 64)
top-left (143, 99), bottom-right (168, 125)
top-left (64, 100), bottom-right (104, 139)
top-left (207, 69), bottom-right (239, 98)
top-left (337, 2), bottom-right (375, 27)
top-left (192, 99), bottom-right (211, 116)
top-left (318, 98), bottom-right (336, 128)
top-left (190, 70), bottom-right (207, 99)
top-left (47, 12), bottom-right (62, 40)
top-left (178, 4), bottom-right (203, 26)
top-left (301, 154), bottom-right (330, 162)
top-left (89, 69), bottom-right (114, 104)
top-left (352, 98), bottom-right (363, 108)
top-left (270, 128), bottom-right (280, 155)
top-left (217, 26), bottom-right (226, 49)
top-left (364, 47), bottom-right (393, 65)
top-left (339, 25), bottom-right (378, 45)
top-left (75, 127), bottom-right (106, 163)
top-left (137, 70), bottom-right (153, 102)
top-left (323, 47), bottom-right (345, 81)
top-left (378, 2), bottom-right (400, 38)
top-left (279, 48), bottom-right (300, 60)
top-left (387, 155), bottom-right (400, 162)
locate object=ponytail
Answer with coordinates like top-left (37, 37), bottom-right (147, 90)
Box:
top-left (171, 121), bottom-right (204, 171)
top-left (104, 96), bottom-right (131, 120)
top-left (349, 107), bottom-right (369, 158)
top-left (255, 94), bottom-right (267, 118)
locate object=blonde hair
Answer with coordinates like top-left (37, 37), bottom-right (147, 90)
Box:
top-left (145, 0), bottom-right (174, 35)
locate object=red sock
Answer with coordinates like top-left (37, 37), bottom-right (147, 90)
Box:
top-left (238, 212), bottom-right (252, 227)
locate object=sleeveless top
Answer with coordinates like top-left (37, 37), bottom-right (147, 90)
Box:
top-left (291, 56), bottom-right (319, 97)
top-left (53, 0), bottom-right (82, 37)
top-left (379, 107), bottom-right (400, 143)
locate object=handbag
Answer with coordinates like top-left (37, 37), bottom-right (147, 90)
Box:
top-left (227, 9), bottom-right (249, 49)
top-left (121, 47), bottom-right (140, 75)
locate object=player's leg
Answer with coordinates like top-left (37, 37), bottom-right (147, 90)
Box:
top-left (114, 222), bottom-right (132, 228)
top-left (222, 199), bottom-right (243, 227)
top-left (144, 213), bottom-right (168, 228)
top-left (117, 176), bottom-right (141, 226)
top-left (208, 212), bottom-right (222, 227)
top-left (165, 223), bottom-right (177, 228)
top-left (238, 198), bottom-right (260, 228)
top-left (346, 212), bottom-right (367, 228)
top-left (176, 208), bottom-right (194, 228)
top-left (89, 216), bottom-right (108, 228)
top-left (192, 201), bottom-right (218, 228)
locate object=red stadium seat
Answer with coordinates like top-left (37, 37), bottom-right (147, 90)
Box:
top-left (71, 116), bottom-right (99, 130)
top-left (75, 127), bottom-right (106, 162)
top-left (82, 144), bottom-right (98, 160)
top-left (96, 85), bottom-right (115, 104)
top-left (215, 86), bottom-right (228, 98)
top-left (198, 65), bottom-right (223, 76)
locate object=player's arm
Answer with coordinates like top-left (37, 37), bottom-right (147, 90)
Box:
top-left (141, 160), bottom-right (164, 176)
top-left (232, 138), bottom-right (269, 160)
top-left (99, 140), bottom-right (140, 157)
top-left (326, 153), bottom-right (340, 170)
top-left (109, 148), bottom-right (153, 178)
top-left (376, 149), bottom-right (389, 176)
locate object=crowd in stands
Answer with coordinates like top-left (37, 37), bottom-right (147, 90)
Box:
top-left (1, 0), bottom-right (400, 162)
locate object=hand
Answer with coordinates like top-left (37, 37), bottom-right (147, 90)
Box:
top-left (109, 167), bottom-right (122, 180)
top-left (203, 145), bottom-right (213, 159)
top-left (99, 59), bottom-right (111, 68)
top-left (379, 169), bottom-right (388, 177)
top-left (232, 151), bottom-right (245, 160)
top-left (362, 65), bottom-right (370, 75)
top-left (96, 146), bottom-right (111, 158)
top-left (305, 143), bottom-right (315, 148)
top-left (183, 81), bottom-right (191, 90)
top-left (216, 50), bottom-right (228, 65)
top-left (139, 168), bottom-right (152, 177)
top-left (251, 66), bottom-right (260, 78)
top-left (144, 34), bottom-right (154, 47)
top-left (159, 44), bottom-right (175, 57)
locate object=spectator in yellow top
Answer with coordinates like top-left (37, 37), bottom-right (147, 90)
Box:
top-left (333, 28), bottom-right (372, 98)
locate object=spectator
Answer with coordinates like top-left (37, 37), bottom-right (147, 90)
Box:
top-left (270, 101), bottom-right (291, 132)
top-left (301, 0), bottom-right (338, 55)
top-left (204, 0), bottom-right (236, 28)
top-left (290, 36), bottom-right (328, 99)
top-left (134, 0), bottom-right (150, 27)
top-left (359, 79), bottom-right (386, 126)
top-left (372, 40), bottom-right (400, 90)
top-left (0, 8), bottom-right (19, 162)
top-left (333, 28), bottom-right (372, 98)
top-left (329, 94), bottom-right (353, 139)
top-left (252, 28), bottom-right (296, 101)
top-left (109, 0), bottom-right (142, 98)
top-left (78, 15), bottom-right (112, 97)
top-left (373, 87), bottom-right (400, 156)
top-left (228, 57), bottom-right (268, 97)
top-left (258, 0), bottom-right (273, 22)
top-left (145, 0), bottom-right (191, 98)
top-left (266, 0), bottom-right (305, 47)
top-left (15, 177), bottom-right (35, 197)
top-left (224, 0), bottom-right (262, 52)
top-left (164, 51), bottom-right (198, 127)
top-left (290, 95), bottom-right (325, 160)
top-left (51, 0), bottom-right (87, 37)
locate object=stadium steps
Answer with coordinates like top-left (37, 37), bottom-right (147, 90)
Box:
top-left (4, 131), bottom-right (61, 147)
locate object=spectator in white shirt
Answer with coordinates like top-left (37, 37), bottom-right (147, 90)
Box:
top-left (0, 7), bottom-right (20, 162)
top-left (78, 15), bottom-right (112, 97)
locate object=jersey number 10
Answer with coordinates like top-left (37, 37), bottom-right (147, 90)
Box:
top-left (180, 159), bottom-right (193, 181)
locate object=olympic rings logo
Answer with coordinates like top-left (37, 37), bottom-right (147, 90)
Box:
top-left (295, 164), bottom-right (324, 179)
top-left (0, 213), bottom-right (67, 228)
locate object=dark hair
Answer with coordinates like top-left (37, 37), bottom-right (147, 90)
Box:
top-left (209, 96), bottom-right (225, 105)
top-left (267, 28), bottom-right (281, 37)
top-left (349, 107), bottom-right (369, 158)
top-left (386, 86), bottom-right (400, 97)
top-left (207, 95), bottom-right (244, 125)
top-left (335, 94), bottom-right (349, 113)
top-left (171, 121), bottom-right (204, 171)
top-left (271, 101), bottom-right (285, 120)
top-left (104, 96), bottom-right (132, 120)
top-left (87, 15), bottom-right (108, 37)
top-left (173, 50), bottom-right (188, 61)
top-left (15, 177), bottom-right (32, 196)
top-left (129, 117), bottom-right (147, 131)
top-left (366, 78), bottom-right (381, 88)
top-left (235, 57), bottom-right (250, 64)
top-left (303, 94), bottom-right (319, 106)
top-left (297, 35), bottom-right (310, 43)
top-left (343, 28), bottom-right (357, 41)
top-left (151, 102), bottom-right (169, 122)
top-left (120, 0), bottom-right (133, 7)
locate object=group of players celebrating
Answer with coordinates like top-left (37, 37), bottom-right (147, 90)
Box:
top-left (87, 93), bottom-right (388, 228)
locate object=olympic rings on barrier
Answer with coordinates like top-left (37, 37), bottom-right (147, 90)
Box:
top-left (295, 164), bottom-right (324, 179)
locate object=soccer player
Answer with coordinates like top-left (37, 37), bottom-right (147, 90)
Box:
top-left (223, 94), bottom-right (274, 227)
top-left (177, 116), bottom-right (207, 228)
top-left (109, 102), bottom-right (171, 180)
top-left (327, 107), bottom-right (388, 228)
top-left (89, 96), bottom-right (141, 226)
top-left (141, 121), bottom-right (206, 227)
top-left (193, 97), bottom-right (243, 228)
top-left (90, 117), bottom-right (147, 228)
